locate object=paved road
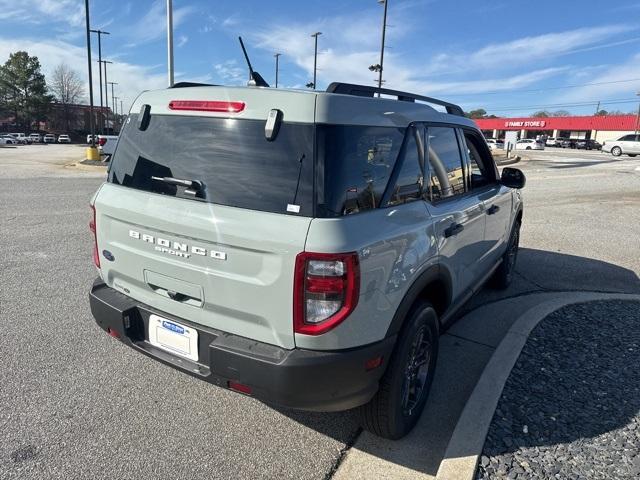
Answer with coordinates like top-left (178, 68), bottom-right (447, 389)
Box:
top-left (0, 145), bottom-right (638, 479)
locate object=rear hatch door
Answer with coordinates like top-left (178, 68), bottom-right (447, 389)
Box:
top-left (94, 87), bottom-right (317, 349)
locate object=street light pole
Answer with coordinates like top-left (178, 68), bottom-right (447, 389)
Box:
top-left (83, 0), bottom-right (96, 149)
top-left (167, 0), bottom-right (175, 87)
top-left (274, 53), bottom-right (281, 88)
top-left (311, 32), bottom-right (321, 90)
top-left (377, 0), bottom-right (388, 96)
top-left (90, 29), bottom-right (110, 134)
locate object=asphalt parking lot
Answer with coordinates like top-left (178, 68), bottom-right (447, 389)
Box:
top-left (1, 145), bottom-right (639, 479)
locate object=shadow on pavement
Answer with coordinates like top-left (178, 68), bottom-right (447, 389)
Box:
top-left (276, 249), bottom-right (639, 478)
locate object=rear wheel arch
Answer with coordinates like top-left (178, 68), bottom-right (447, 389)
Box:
top-left (386, 265), bottom-right (452, 338)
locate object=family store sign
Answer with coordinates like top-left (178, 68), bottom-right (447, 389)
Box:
top-left (505, 120), bottom-right (547, 128)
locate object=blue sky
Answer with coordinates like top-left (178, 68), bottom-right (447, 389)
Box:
top-left (1, 0), bottom-right (640, 116)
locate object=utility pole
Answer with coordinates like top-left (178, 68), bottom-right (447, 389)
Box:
top-left (593, 101), bottom-right (601, 141)
top-left (167, 0), bottom-right (175, 86)
top-left (108, 81), bottom-right (118, 128)
top-left (635, 92), bottom-right (640, 135)
top-left (377, 0), bottom-right (389, 96)
top-left (311, 32), bottom-right (322, 90)
top-left (84, 0), bottom-right (96, 150)
top-left (120, 99), bottom-right (124, 118)
top-left (274, 53), bottom-right (281, 88)
top-left (90, 29), bottom-right (110, 134)
top-left (100, 61), bottom-right (112, 133)
top-left (113, 96), bottom-right (119, 132)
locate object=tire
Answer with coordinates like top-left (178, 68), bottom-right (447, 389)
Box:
top-left (526, 146), bottom-right (531, 150)
top-left (358, 301), bottom-right (439, 440)
top-left (611, 146), bottom-right (622, 157)
top-left (492, 220), bottom-right (520, 289)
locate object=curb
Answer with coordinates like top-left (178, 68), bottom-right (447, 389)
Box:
top-left (435, 292), bottom-right (640, 480)
top-left (495, 156), bottom-right (520, 166)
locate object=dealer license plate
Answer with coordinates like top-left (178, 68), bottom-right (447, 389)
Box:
top-left (148, 314), bottom-right (199, 362)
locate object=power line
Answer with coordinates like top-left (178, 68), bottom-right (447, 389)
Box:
top-left (486, 97), bottom-right (640, 113)
top-left (449, 78), bottom-right (640, 97)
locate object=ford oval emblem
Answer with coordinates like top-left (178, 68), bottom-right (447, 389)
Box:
top-left (102, 250), bottom-right (115, 262)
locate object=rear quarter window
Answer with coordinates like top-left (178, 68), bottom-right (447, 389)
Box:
top-left (317, 125), bottom-right (405, 216)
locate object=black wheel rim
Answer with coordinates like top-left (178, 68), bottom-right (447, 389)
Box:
top-left (401, 326), bottom-right (433, 416)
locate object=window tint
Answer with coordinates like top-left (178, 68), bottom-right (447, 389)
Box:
top-left (318, 125), bottom-right (405, 216)
top-left (427, 127), bottom-right (465, 201)
top-left (108, 114), bottom-right (315, 216)
top-left (621, 135), bottom-right (636, 141)
top-left (464, 131), bottom-right (496, 190)
top-left (387, 127), bottom-right (424, 206)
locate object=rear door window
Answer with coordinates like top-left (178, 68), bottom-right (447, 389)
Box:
top-left (426, 127), bottom-right (466, 201)
top-left (108, 114), bottom-right (315, 216)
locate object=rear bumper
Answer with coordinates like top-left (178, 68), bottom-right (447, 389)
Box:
top-left (89, 280), bottom-right (395, 412)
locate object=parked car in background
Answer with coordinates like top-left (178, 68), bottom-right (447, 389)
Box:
top-left (43, 134), bottom-right (56, 143)
top-left (575, 139), bottom-right (602, 150)
top-left (29, 133), bottom-right (42, 143)
top-left (602, 134), bottom-right (640, 157)
top-left (559, 138), bottom-right (577, 148)
top-left (485, 138), bottom-right (505, 150)
top-left (545, 137), bottom-right (560, 147)
top-left (1, 135), bottom-right (17, 145)
top-left (515, 139), bottom-right (544, 150)
top-left (9, 133), bottom-right (31, 144)
top-left (97, 134), bottom-right (119, 159)
top-left (58, 134), bottom-right (71, 143)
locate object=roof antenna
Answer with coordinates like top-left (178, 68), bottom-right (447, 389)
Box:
top-left (238, 36), bottom-right (270, 87)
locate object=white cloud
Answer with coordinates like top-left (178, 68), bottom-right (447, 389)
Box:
top-left (125, 0), bottom-right (195, 46)
top-left (251, 16), bottom-right (569, 96)
top-left (549, 53), bottom-right (640, 108)
top-left (0, 36), bottom-right (167, 113)
top-left (424, 25), bottom-right (638, 76)
top-left (213, 60), bottom-right (246, 85)
top-left (0, 0), bottom-right (84, 26)
top-left (177, 35), bottom-right (188, 48)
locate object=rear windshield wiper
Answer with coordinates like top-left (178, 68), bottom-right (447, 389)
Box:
top-left (151, 176), bottom-right (205, 198)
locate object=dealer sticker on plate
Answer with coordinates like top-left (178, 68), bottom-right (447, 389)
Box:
top-left (148, 314), bottom-right (199, 362)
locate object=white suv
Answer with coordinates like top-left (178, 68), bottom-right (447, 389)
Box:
top-left (602, 134), bottom-right (640, 157)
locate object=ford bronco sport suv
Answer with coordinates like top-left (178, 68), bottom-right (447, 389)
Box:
top-left (89, 81), bottom-right (525, 439)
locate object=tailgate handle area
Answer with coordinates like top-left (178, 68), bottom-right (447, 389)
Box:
top-left (144, 270), bottom-right (204, 308)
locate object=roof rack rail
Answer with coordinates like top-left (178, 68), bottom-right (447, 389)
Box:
top-left (326, 82), bottom-right (465, 117)
top-left (169, 82), bottom-right (219, 88)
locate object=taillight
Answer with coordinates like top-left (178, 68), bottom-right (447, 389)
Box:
top-left (294, 252), bottom-right (360, 335)
top-left (168, 100), bottom-right (246, 113)
top-left (98, 137), bottom-right (106, 146)
top-left (89, 204), bottom-right (100, 268)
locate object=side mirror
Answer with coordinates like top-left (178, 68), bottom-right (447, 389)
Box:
top-left (501, 167), bottom-right (526, 189)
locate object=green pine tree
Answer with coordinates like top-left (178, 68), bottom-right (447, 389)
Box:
top-left (0, 51), bottom-right (54, 130)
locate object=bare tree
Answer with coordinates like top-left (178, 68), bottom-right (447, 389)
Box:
top-left (49, 63), bottom-right (85, 131)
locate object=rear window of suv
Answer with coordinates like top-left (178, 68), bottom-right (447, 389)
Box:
top-left (108, 114), bottom-right (315, 216)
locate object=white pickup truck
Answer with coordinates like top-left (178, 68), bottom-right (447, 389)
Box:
top-left (97, 135), bottom-right (119, 160)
